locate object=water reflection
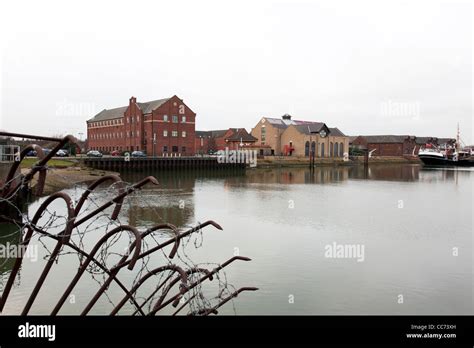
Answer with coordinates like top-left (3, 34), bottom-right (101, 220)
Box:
top-left (1, 164), bottom-right (472, 315)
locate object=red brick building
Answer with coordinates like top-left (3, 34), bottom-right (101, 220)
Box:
top-left (87, 95), bottom-right (196, 155)
top-left (195, 128), bottom-right (257, 154)
top-left (351, 135), bottom-right (416, 156)
top-left (351, 135), bottom-right (456, 156)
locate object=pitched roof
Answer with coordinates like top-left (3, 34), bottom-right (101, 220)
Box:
top-left (88, 106), bottom-right (128, 122)
top-left (264, 116), bottom-right (321, 129)
top-left (87, 98), bottom-right (170, 122)
top-left (137, 98), bottom-right (170, 114)
top-left (226, 128), bottom-right (257, 142)
top-left (348, 136), bottom-right (358, 144)
top-left (329, 127), bottom-right (346, 137)
top-left (293, 123), bottom-right (326, 135)
top-left (437, 138), bottom-right (456, 145)
top-left (196, 131), bottom-right (212, 137)
top-left (195, 129), bottom-right (229, 138)
top-left (415, 136), bottom-right (435, 145)
top-left (355, 135), bottom-right (412, 143)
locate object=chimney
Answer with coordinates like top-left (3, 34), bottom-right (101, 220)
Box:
top-left (282, 114), bottom-right (292, 121)
top-left (130, 96), bottom-right (137, 104)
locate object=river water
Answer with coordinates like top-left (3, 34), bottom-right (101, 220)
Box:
top-left (1, 164), bottom-right (472, 315)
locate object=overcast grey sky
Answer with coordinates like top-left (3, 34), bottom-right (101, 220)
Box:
top-left (0, 0), bottom-right (472, 143)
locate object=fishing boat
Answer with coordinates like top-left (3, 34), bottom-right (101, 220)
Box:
top-left (418, 125), bottom-right (474, 167)
top-left (418, 145), bottom-right (474, 167)
top-left (418, 147), bottom-right (450, 166)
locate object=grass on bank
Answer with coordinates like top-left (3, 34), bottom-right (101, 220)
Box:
top-left (19, 158), bottom-right (76, 169)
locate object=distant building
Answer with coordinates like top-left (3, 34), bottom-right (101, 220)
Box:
top-left (351, 135), bottom-right (417, 156)
top-left (351, 135), bottom-right (456, 156)
top-left (250, 114), bottom-right (349, 157)
top-left (87, 95), bottom-right (196, 155)
top-left (195, 128), bottom-right (257, 154)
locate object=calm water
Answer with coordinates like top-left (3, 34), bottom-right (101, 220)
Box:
top-left (1, 164), bottom-right (472, 315)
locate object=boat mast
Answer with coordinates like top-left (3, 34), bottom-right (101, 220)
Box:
top-left (456, 123), bottom-right (460, 151)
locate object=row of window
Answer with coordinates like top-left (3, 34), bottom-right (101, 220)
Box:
top-left (163, 130), bottom-right (186, 138)
top-left (90, 130), bottom-right (187, 140)
top-left (304, 141), bottom-right (345, 157)
top-left (89, 119), bottom-right (123, 128)
top-left (88, 115), bottom-right (188, 128)
top-left (90, 146), bottom-right (187, 154)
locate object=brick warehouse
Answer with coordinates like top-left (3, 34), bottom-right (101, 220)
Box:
top-left (87, 95), bottom-right (196, 155)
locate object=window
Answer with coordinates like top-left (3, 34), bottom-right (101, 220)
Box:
top-left (137, 116), bottom-right (139, 122)
top-left (163, 130), bottom-right (168, 137)
top-left (181, 116), bottom-right (186, 123)
top-left (182, 131), bottom-right (186, 138)
top-left (334, 143), bottom-right (339, 157)
top-left (339, 142), bottom-right (344, 157)
top-left (261, 126), bottom-right (266, 143)
top-left (172, 131), bottom-right (178, 137)
top-left (330, 142), bottom-right (333, 157)
top-left (172, 115), bottom-right (178, 123)
top-left (321, 143), bottom-right (325, 157)
top-left (305, 141), bottom-right (310, 157)
top-left (163, 146), bottom-right (168, 153)
top-left (172, 146), bottom-right (178, 153)
top-left (182, 146), bottom-right (186, 153)
top-left (311, 141), bottom-right (316, 156)
top-left (137, 130), bottom-right (140, 136)
top-left (163, 115), bottom-right (168, 122)
top-left (127, 117), bottom-right (129, 123)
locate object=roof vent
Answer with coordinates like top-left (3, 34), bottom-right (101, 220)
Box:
top-left (282, 114), bottom-right (292, 120)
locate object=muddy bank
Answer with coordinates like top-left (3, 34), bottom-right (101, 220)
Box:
top-left (23, 166), bottom-right (120, 196)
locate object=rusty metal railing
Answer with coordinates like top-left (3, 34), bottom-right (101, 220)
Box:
top-left (0, 133), bottom-right (256, 315)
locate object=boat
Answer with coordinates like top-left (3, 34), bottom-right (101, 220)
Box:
top-left (418, 125), bottom-right (474, 167)
top-left (418, 148), bottom-right (451, 166)
top-left (418, 146), bottom-right (474, 167)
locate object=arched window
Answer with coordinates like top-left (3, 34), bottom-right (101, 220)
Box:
top-left (334, 142), bottom-right (339, 157)
top-left (311, 141), bottom-right (316, 157)
top-left (304, 141), bottom-right (310, 156)
top-left (330, 142), bottom-right (333, 157)
top-left (340, 142), bottom-right (344, 157)
top-left (321, 143), bottom-right (325, 157)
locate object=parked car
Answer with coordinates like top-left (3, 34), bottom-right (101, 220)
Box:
top-left (42, 148), bottom-right (51, 156)
top-left (131, 151), bottom-right (146, 158)
top-left (86, 150), bottom-right (103, 158)
top-left (56, 149), bottom-right (68, 157)
top-left (26, 150), bottom-right (37, 157)
top-left (111, 150), bottom-right (121, 156)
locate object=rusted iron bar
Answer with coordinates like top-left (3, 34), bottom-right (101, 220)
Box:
top-left (21, 193), bottom-right (77, 315)
top-left (0, 192), bottom-right (76, 311)
top-left (72, 176), bottom-right (158, 227)
top-left (80, 223), bottom-right (179, 316)
top-left (0, 131), bottom-right (64, 142)
top-left (191, 287), bottom-right (259, 316)
top-left (109, 265), bottom-right (189, 316)
top-left (122, 220), bottom-right (223, 269)
top-left (149, 256), bottom-right (251, 315)
top-left (1, 144), bottom-right (46, 197)
top-left (51, 225), bottom-right (142, 316)
top-left (143, 267), bottom-right (212, 316)
top-left (2, 135), bottom-right (77, 199)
